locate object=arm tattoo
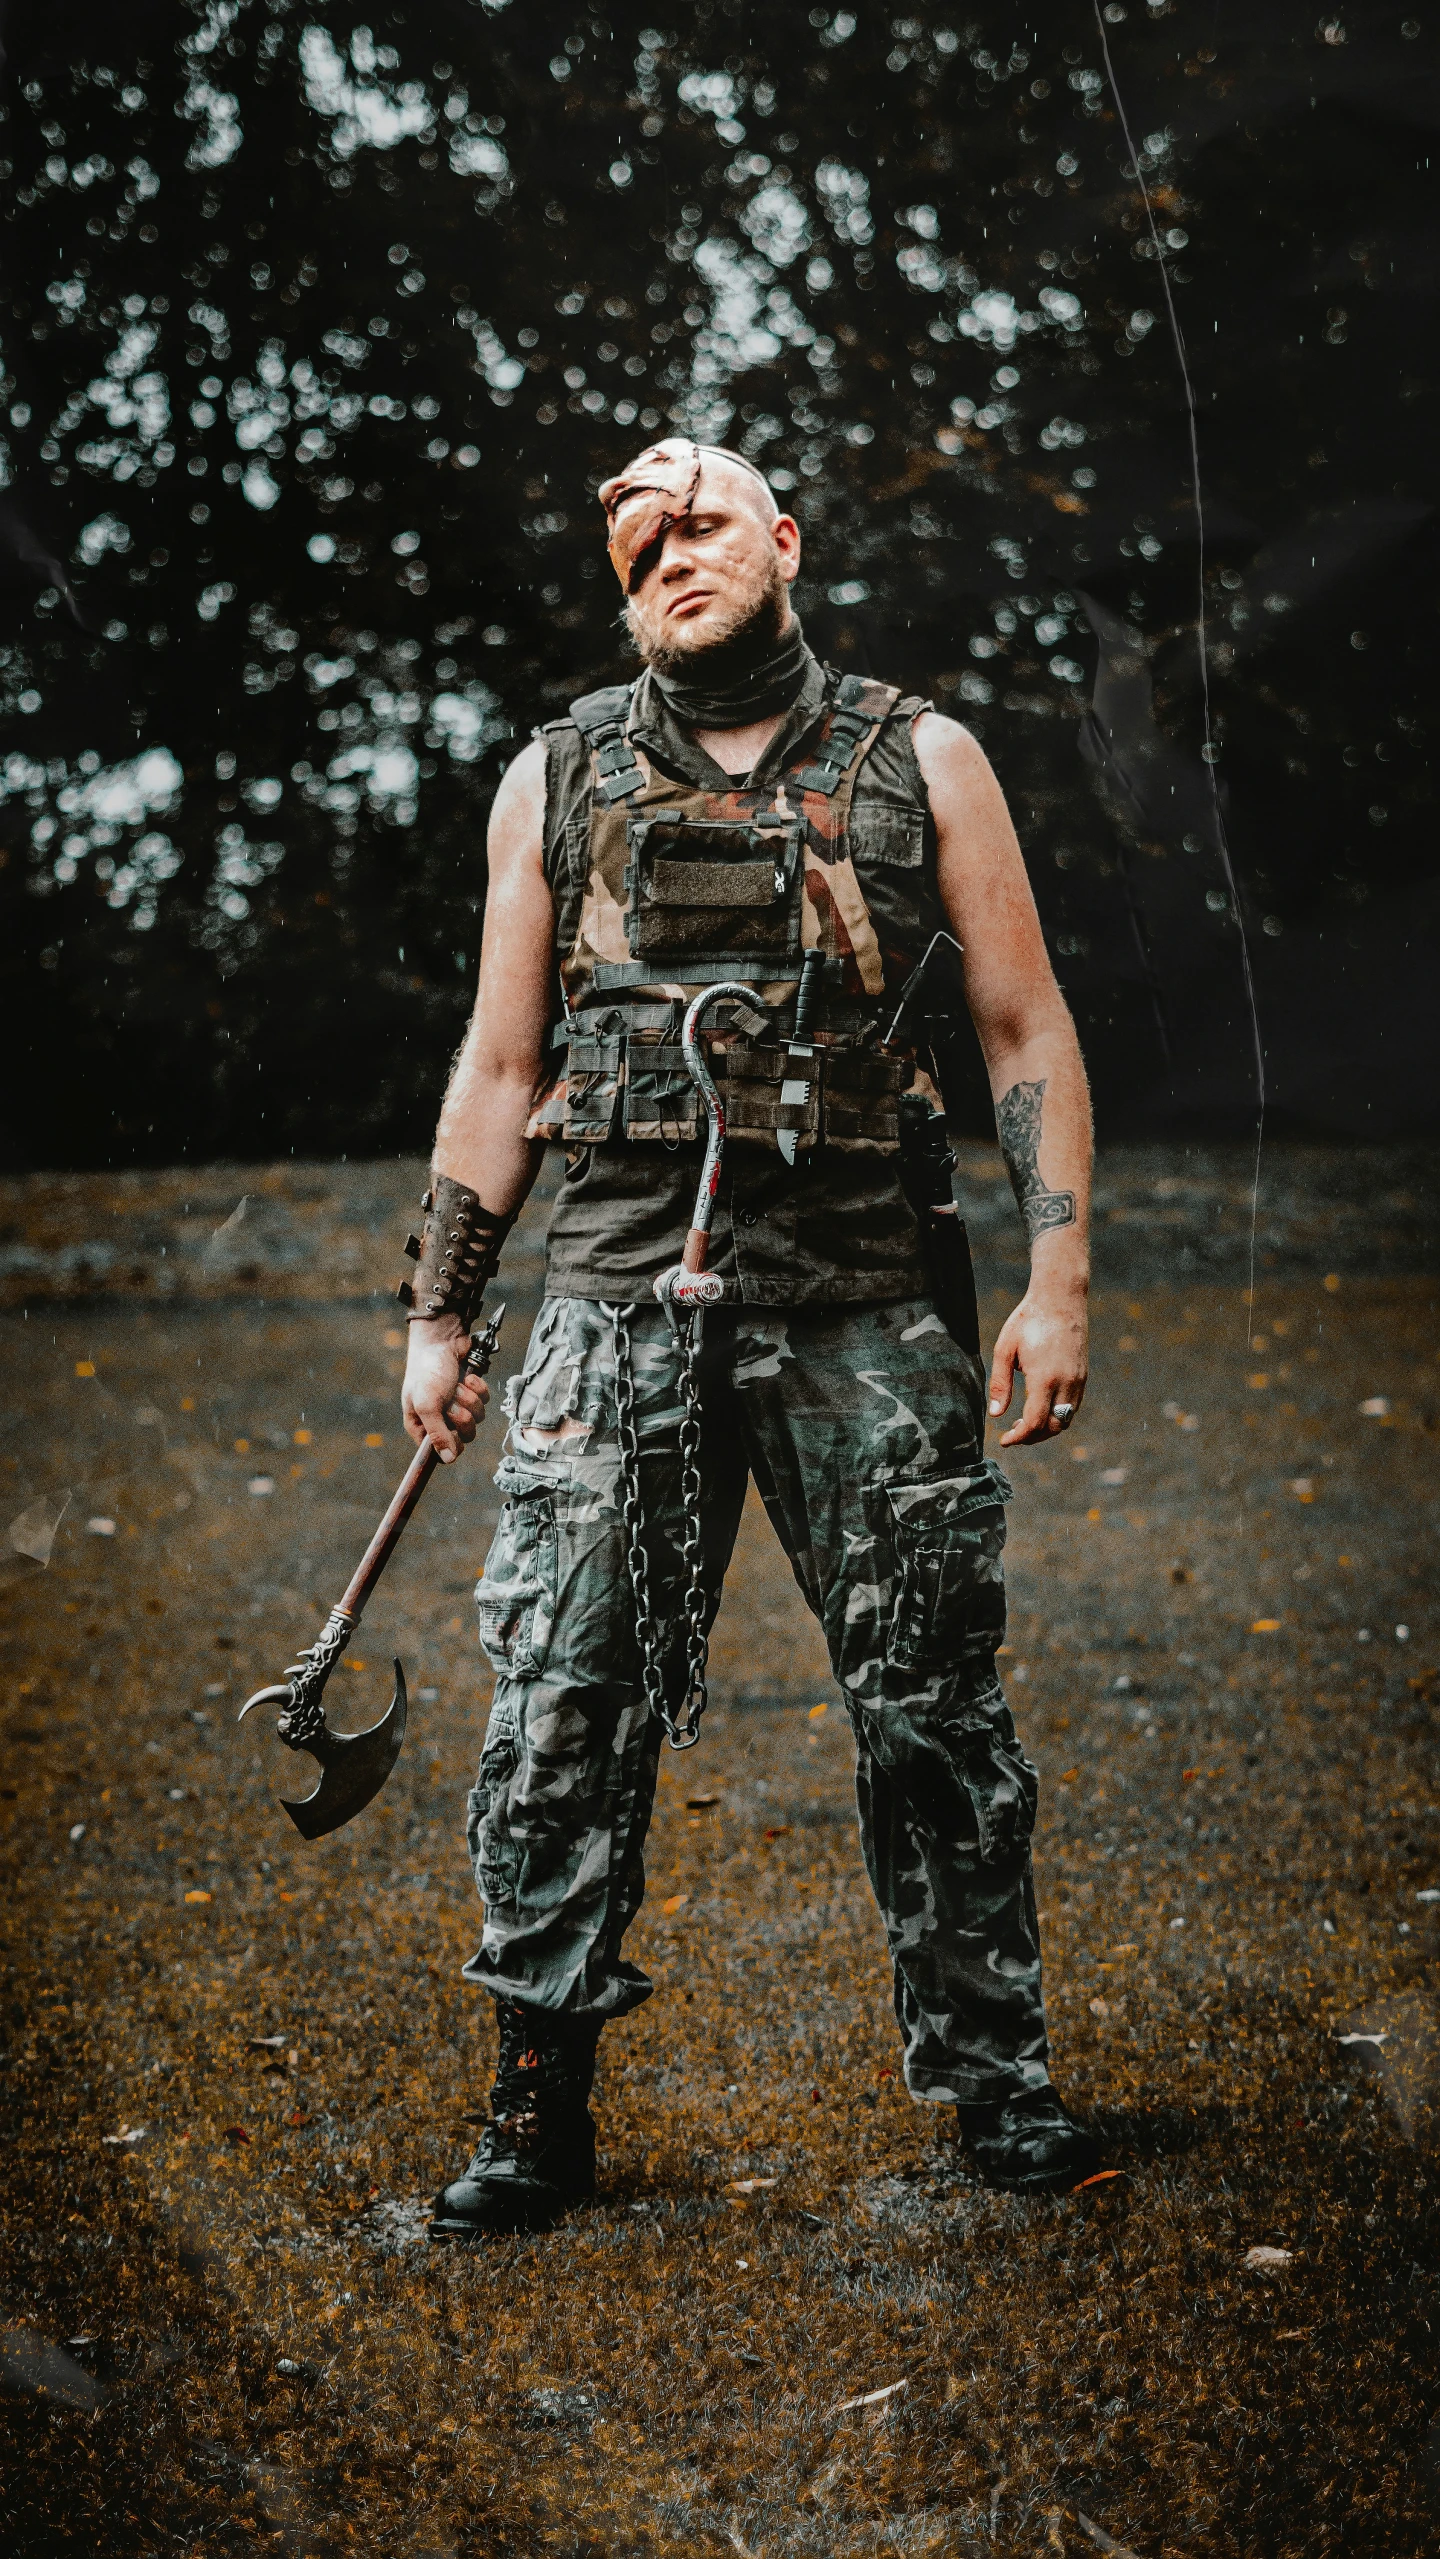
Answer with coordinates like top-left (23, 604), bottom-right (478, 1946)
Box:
top-left (996, 1078), bottom-right (1077, 1245)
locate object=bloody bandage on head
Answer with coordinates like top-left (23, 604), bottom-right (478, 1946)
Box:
top-left (598, 436), bottom-right (703, 593)
top-left (597, 437), bottom-right (776, 592)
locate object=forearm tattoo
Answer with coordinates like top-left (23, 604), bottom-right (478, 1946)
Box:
top-left (996, 1078), bottom-right (1077, 1244)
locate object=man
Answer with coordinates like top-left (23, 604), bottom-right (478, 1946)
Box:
top-left (401, 438), bottom-right (1097, 2241)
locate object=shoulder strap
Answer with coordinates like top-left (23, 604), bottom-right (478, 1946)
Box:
top-left (569, 682), bottom-right (646, 806)
top-left (793, 673), bottom-right (902, 798)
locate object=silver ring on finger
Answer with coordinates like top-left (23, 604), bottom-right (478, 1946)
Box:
top-left (1052, 1402), bottom-right (1075, 1425)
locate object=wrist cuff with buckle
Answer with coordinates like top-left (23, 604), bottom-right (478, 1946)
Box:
top-left (397, 1176), bottom-right (514, 1327)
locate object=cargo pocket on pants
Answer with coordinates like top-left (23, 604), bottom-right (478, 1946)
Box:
top-left (940, 1692), bottom-right (1038, 1864)
top-left (475, 1484), bottom-right (558, 1678)
top-left (467, 1707), bottom-right (521, 1908)
top-left (884, 1461), bottom-right (1012, 1674)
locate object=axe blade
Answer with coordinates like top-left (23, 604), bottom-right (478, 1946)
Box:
top-left (279, 1662), bottom-right (409, 1841)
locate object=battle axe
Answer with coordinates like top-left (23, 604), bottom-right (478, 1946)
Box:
top-left (238, 1306), bottom-right (505, 1840)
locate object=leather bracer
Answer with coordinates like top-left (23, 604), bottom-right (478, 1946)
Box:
top-left (397, 1176), bottom-right (514, 1325)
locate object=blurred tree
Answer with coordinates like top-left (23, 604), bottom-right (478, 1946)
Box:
top-left (1, 0), bottom-right (1435, 1163)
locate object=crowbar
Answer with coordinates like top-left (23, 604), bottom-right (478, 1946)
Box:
top-left (651, 984), bottom-right (757, 1311)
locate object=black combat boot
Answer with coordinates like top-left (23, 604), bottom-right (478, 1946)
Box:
top-left (429, 2000), bottom-right (602, 2241)
top-left (955, 2086), bottom-right (1102, 2194)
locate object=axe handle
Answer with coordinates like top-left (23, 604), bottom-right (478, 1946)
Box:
top-left (335, 1313), bottom-right (503, 1622)
top-left (338, 1437), bottom-right (440, 1621)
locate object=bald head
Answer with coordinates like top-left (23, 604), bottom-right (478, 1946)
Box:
top-left (698, 446), bottom-right (781, 526)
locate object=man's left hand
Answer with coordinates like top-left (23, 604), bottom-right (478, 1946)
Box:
top-left (987, 1289), bottom-right (1088, 1446)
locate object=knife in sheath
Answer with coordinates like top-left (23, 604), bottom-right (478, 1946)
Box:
top-left (777, 947), bottom-right (825, 1168)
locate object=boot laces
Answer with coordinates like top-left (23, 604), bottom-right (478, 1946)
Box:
top-left (486, 2000), bottom-right (598, 2149)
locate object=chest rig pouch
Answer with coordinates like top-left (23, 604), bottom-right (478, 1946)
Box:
top-left (624, 809), bottom-right (805, 960)
top-left (536, 671), bottom-right (934, 1157)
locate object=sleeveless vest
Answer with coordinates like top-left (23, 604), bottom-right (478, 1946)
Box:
top-left (530, 664), bottom-right (947, 1158)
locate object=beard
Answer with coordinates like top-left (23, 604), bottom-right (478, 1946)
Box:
top-left (624, 553), bottom-right (790, 680)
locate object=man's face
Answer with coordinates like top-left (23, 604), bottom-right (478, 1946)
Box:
top-left (623, 460), bottom-right (801, 663)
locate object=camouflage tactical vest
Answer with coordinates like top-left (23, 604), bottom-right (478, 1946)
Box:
top-left (530, 661), bottom-right (945, 1158)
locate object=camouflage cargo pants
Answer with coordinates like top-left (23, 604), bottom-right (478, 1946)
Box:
top-left (461, 1295), bottom-right (1051, 2106)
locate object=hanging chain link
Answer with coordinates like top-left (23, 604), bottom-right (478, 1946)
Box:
top-left (606, 1302), bottom-right (710, 1751)
top-left (672, 1310), bottom-right (710, 1746)
top-left (608, 1301), bottom-right (669, 1740)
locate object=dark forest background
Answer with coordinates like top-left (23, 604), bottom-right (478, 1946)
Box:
top-left (0, 0), bottom-right (1436, 1168)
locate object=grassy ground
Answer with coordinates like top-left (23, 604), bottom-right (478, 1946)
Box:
top-left (0, 1155), bottom-right (1437, 2555)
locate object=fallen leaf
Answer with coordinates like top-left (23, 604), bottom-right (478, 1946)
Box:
top-left (686, 1793), bottom-right (719, 1809)
top-left (800, 2451), bottom-right (848, 2505)
top-left (1058, 1768), bottom-right (1079, 1782)
top-left (1088, 1997), bottom-right (1109, 2016)
top-left (1072, 2169), bottom-right (1125, 2191)
top-left (729, 2177), bottom-right (779, 2194)
top-left (1076, 2515), bottom-right (1143, 2559)
top-left (0, 2328), bottom-right (109, 2413)
top-left (101, 2126), bottom-right (147, 2146)
top-left (1251, 1619), bottom-right (1281, 1634)
top-left (661, 1893), bottom-right (688, 1917)
top-left (832, 2378), bottom-right (908, 2415)
top-left (807, 1702), bottom-right (829, 1721)
top-left (763, 1824), bottom-right (792, 1841)
top-left (184, 1889), bottom-right (212, 1905)
top-left (9, 1492), bottom-right (71, 1566)
top-left (1359, 1396), bottom-right (1389, 1417)
top-left (1244, 2244), bottom-right (1293, 2270)
top-left (248, 2035), bottom-right (286, 2050)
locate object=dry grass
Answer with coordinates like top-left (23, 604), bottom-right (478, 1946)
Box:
top-left (1, 1225), bottom-right (1437, 2554)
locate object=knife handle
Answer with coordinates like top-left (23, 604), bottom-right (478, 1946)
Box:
top-left (793, 947), bottom-right (825, 1046)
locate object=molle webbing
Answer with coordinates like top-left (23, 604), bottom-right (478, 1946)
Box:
top-left (793, 672), bottom-right (888, 796)
top-left (569, 685), bottom-right (645, 805)
top-left (534, 1010), bottom-right (907, 1154)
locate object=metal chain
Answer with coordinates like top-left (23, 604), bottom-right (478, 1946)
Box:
top-left (608, 1303), bottom-right (671, 1741)
top-left (605, 1302), bottom-right (709, 1751)
top-left (672, 1311), bottom-right (710, 1747)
